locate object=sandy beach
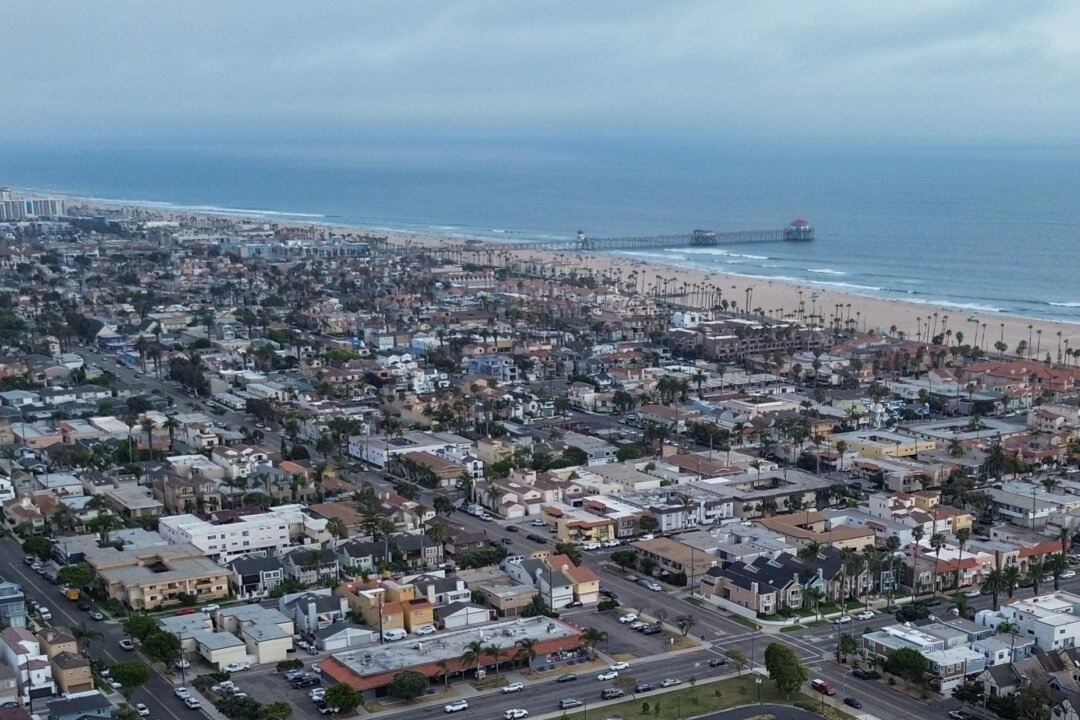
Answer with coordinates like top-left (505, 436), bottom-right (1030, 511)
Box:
top-left (70, 196), bottom-right (1080, 359)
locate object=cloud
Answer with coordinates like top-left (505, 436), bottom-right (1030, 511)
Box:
top-left (1, 1), bottom-right (1079, 143)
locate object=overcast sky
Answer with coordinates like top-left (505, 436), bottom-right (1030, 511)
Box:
top-left (3, 1), bottom-right (1079, 145)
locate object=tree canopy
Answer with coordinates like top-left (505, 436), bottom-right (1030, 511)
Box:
top-left (885, 647), bottom-right (928, 688)
top-left (764, 642), bottom-right (807, 697)
top-left (387, 670), bottom-right (428, 701)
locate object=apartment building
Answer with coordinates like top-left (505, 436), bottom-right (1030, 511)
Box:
top-left (83, 542), bottom-right (229, 611)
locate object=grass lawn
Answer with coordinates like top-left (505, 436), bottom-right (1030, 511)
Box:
top-left (727, 614), bottom-right (762, 631)
top-left (685, 596), bottom-right (704, 607)
top-left (558, 675), bottom-right (854, 720)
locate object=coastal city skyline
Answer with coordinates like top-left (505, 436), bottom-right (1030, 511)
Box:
top-left (1, 5), bottom-right (1080, 720)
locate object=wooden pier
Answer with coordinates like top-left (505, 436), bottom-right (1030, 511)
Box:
top-left (517, 220), bottom-right (813, 252)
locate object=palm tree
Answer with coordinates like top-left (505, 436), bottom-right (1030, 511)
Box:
top-left (981, 567), bottom-right (1005, 612)
top-left (798, 540), bottom-right (822, 561)
top-left (71, 622), bottom-right (102, 657)
top-left (484, 484), bottom-right (503, 514)
top-left (484, 643), bottom-right (504, 677)
top-left (462, 640), bottom-right (485, 674)
top-left (514, 638), bottom-right (538, 670)
top-left (1026, 558), bottom-right (1045, 595)
top-left (581, 627), bottom-right (608, 659)
top-left (885, 534), bottom-right (901, 602)
top-left (954, 527), bottom-right (971, 592)
top-left (803, 586), bottom-right (825, 621)
top-left (326, 517), bottom-right (348, 540)
top-left (435, 658), bottom-right (451, 688)
top-left (834, 439), bottom-right (849, 476)
top-left (911, 525), bottom-right (925, 601)
top-left (929, 533), bottom-right (946, 597)
top-left (1002, 565), bottom-right (1021, 599)
top-left (162, 415), bottom-right (180, 453)
top-left (1049, 553), bottom-right (1068, 591)
top-left (140, 417), bottom-right (155, 454)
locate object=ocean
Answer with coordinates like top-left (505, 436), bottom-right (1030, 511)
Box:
top-left (2, 139), bottom-right (1079, 323)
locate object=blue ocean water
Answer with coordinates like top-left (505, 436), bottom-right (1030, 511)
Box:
top-left (1, 140), bottom-right (1079, 323)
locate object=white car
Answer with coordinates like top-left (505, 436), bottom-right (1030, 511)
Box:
top-left (530, 519), bottom-right (546, 527)
top-left (201, 604), bottom-right (220, 613)
top-left (582, 542), bottom-right (601, 551)
top-left (184, 697), bottom-right (202, 710)
top-left (602, 540), bottom-right (621, 548)
top-left (597, 670), bottom-right (619, 681)
top-left (119, 639), bottom-right (136, 650)
top-left (134, 704), bottom-right (150, 717)
top-left (174, 687), bottom-right (190, 699)
top-left (310, 689), bottom-right (326, 700)
top-left (1063, 569), bottom-right (1077, 579)
top-left (854, 610), bottom-right (874, 620)
top-left (610, 662), bottom-right (630, 671)
top-left (312, 663), bottom-right (321, 674)
top-left (225, 661), bottom-right (251, 672)
top-left (413, 624), bottom-right (436, 636)
top-left (445, 700), bottom-right (469, 713)
top-left (108, 679), bottom-right (123, 691)
top-left (618, 614), bottom-right (637, 624)
top-left (660, 678), bottom-right (682, 688)
top-left (175, 660), bottom-right (191, 669)
top-left (502, 682), bottom-right (524, 693)
top-left (833, 615), bottom-right (852, 625)
top-left (504, 710), bottom-right (529, 720)
top-left (964, 589), bottom-right (982, 598)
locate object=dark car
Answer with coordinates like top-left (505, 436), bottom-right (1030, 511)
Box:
top-left (921, 598), bottom-right (944, 607)
top-left (642, 625), bottom-right (663, 635)
top-left (526, 534), bottom-right (548, 544)
top-left (599, 588), bottom-right (618, 599)
top-left (708, 658), bottom-right (728, 668)
top-left (844, 697), bottom-right (862, 709)
top-left (502, 537), bottom-right (513, 545)
top-left (635, 683), bottom-right (655, 693)
top-left (851, 668), bottom-right (879, 680)
top-left (556, 674), bottom-right (578, 683)
top-left (292, 678), bottom-right (320, 689)
top-left (78, 602), bottom-right (91, 611)
top-left (506, 525), bottom-right (519, 533)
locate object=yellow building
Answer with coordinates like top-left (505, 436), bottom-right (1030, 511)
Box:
top-left (402, 597), bottom-right (434, 631)
top-left (831, 430), bottom-right (937, 458)
top-left (337, 582), bottom-right (405, 632)
top-left (87, 543), bottom-right (230, 610)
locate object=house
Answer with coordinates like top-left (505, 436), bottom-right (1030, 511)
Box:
top-left (442, 528), bottom-right (489, 562)
top-left (335, 582), bottom-right (405, 633)
top-left (0, 578), bottom-right (27, 629)
top-left (46, 691), bottom-right (113, 720)
top-left (282, 592), bottom-right (350, 635)
top-left (336, 539), bottom-right (389, 573)
top-left (49, 651), bottom-right (92, 695)
top-left (226, 555), bottom-right (285, 599)
top-left (501, 557), bottom-right (574, 609)
top-left (401, 597), bottom-right (435, 632)
top-left (0, 627), bottom-right (55, 703)
top-left (209, 444), bottom-right (270, 480)
top-left (412, 575), bottom-right (472, 608)
top-left (394, 533), bottom-right (444, 570)
top-left (433, 602), bottom-right (491, 630)
top-left (282, 548), bottom-right (340, 587)
top-left (545, 555), bottom-right (600, 606)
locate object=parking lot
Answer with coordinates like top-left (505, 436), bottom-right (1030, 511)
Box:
top-left (559, 605), bottom-right (683, 660)
top-left (229, 663), bottom-right (327, 720)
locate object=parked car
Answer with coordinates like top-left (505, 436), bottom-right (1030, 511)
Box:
top-left (556, 674), bottom-right (578, 683)
top-left (833, 615), bottom-right (852, 625)
top-left (134, 704), bottom-right (150, 716)
top-left (637, 579), bottom-right (662, 591)
top-left (851, 669), bottom-right (879, 680)
top-left (225, 662), bottom-right (251, 672)
top-left (635, 683), bottom-right (655, 692)
top-left (618, 614), bottom-right (637, 624)
top-left (414, 625), bottom-right (436, 636)
top-left (1063, 569), bottom-right (1077, 579)
top-left (502, 682), bottom-right (524, 693)
top-left (444, 700), bottom-right (469, 713)
top-left (601, 688), bottom-right (625, 700)
top-left (708, 658), bottom-right (728, 667)
top-left (174, 687), bottom-right (190, 698)
top-left (582, 542), bottom-right (601, 551)
top-left (506, 525), bottom-right (519, 533)
top-left (559, 699), bottom-right (584, 710)
top-left (119, 639), bottom-right (135, 650)
top-left (854, 610), bottom-right (874, 620)
top-left (504, 710), bottom-right (529, 720)
top-left (642, 625), bottom-right (663, 636)
top-left (183, 698), bottom-right (201, 710)
top-left (599, 588), bottom-right (618, 599)
top-left (811, 679), bottom-right (836, 695)
top-left (292, 677), bottom-right (320, 689)
top-left (89, 611), bottom-right (104, 621)
top-left (660, 679), bottom-right (681, 688)
top-left (948, 711), bottom-right (974, 720)
top-left (610, 661), bottom-right (630, 671)
top-left (844, 697), bottom-right (862, 709)
top-left (597, 670), bottom-right (619, 681)
top-left (567, 600), bottom-right (583, 608)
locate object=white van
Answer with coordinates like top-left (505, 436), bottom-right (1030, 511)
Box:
top-left (382, 629), bottom-right (408, 642)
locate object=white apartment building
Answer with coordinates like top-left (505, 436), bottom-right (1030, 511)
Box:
top-left (209, 444), bottom-right (270, 480)
top-left (348, 430), bottom-right (473, 469)
top-left (0, 627), bottom-right (56, 703)
top-left (978, 591), bottom-right (1080, 652)
top-left (159, 505), bottom-right (326, 563)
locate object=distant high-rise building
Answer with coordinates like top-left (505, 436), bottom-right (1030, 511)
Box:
top-left (0, 189), bottom-right (66, 221)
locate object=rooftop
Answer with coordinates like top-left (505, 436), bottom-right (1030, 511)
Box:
top-left (331, 616), bottom-right (580, 677)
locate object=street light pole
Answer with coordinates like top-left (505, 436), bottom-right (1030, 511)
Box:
top-left (756, 676), bottom-right (762, 704)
